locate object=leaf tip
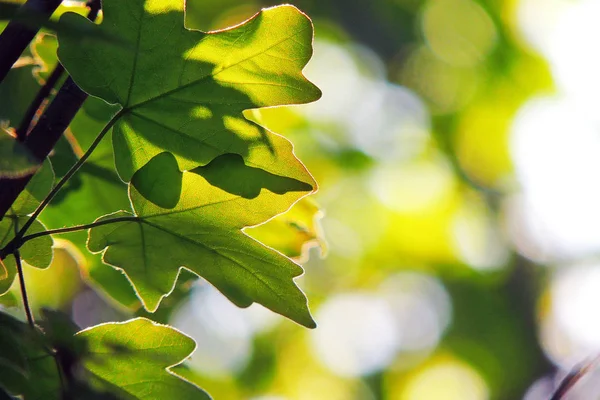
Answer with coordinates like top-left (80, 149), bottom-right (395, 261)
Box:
top-left (305, 317), bottom-right (317, 329)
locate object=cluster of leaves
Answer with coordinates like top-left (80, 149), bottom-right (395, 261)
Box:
top-left (0, 0), bottom-right (321, 398)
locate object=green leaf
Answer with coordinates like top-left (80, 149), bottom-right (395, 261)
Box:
top-left (0, 59), bottom-right (39, 126)
top-left (79, 318), bottom-right (211, 400)
top-left (247, 197), bottom-right (326, 260)
top-left (0, 311), bottom-right (210, 399)
top-left (0, 311), bottom-right (61, 399)
top-left (57, 1), bottom-right (321, 201)
top-left (4, 243), bottom-right (83, 316)
top-left (30, 33), bottom-right (60, 84)
top-left (10, 158), bottom-right (54, 216)
top-left (131, 152), bottom-right (182, 209)
top-left (0, 161), bottom-right (55, 294)
top-left (0, 220), bottom-right (53, 294)
top-left (0, 312), bottom-right (28, 393)
top-left (0, 129), bottom-right (39, 178)
top-left (88, 151), bottom-right (316, 328)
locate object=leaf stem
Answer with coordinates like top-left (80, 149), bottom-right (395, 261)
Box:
top-left (13, 220), bottom-right (34, 328)
top-left (20, 215), bottom-right (139, 244)
top-left (14, 250), bottom-right (35, 328)
top-left (550, 356), bottom-right (600, 400)
top-left (16, 110), bottom-right (125, 241)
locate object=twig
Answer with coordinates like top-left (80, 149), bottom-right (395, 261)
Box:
top-left (21, 216), bottom-right (139, 246)
top-left (0, 0), bottom-right (104, 219)
top-left (15, 0), bottom-right (102, 141)
top-left (0, 108), bottom-right (122, 260)
top-left (0, 77), bottom-right (89, 219)
top-left (0, 0), bottom-right (63, 84)
top-left (14, 250), bottom-right (35, 328)
top-left (16, 110), bottom-right (123, 239)
top-left (550, 356), bottom-right (600, 400)
top-left (12, 220), bottom-right (34, 328)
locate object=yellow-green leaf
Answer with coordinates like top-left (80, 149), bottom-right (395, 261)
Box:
top-left (79, 318), bottom-right (211, 400)
top-left (57, 1), bottom-right (321, 205)
top-left (88, 150), bottom-right (316, 328)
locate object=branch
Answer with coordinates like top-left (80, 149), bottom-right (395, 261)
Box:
top-left (0, 213), bottom-right (136, 261)
top-left (12, 220), bottom-right (34, 328)
top-left (14, 250), bottom-right (35, 328)
top-left (0, 77), bottom-right (89, 219)
top-left (0, 0), bottom-right (63, 84)
top-left (0, 106), bottom-right (121, 258)
top-left (20, 216), bottom-right (140, 244)
top-left (15, 0), bottom-right (102, 141)
top-left (550, 356), bottom-right (600, 400)
top-left (16, 63), bottom-right (65, 140)
top-left (0, 0), bottom-right (103, 219)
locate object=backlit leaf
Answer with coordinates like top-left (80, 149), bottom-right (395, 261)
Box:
top-left (57, 0), bottom-right (321, 204)
top-left (88, 150), bottom-right (316, 328)
top-left (0, 129), bottom-right (39, 178)
top-left (0, 311), bottom-right (61, 399)
top-left (247, 197), bottom-right (326, 261)
top-left (40, 97), bottom-right (140, 310)
top-left (79, 318), bottom-right (211, 400)
top-left (0, 160), bottom-right (54, 294)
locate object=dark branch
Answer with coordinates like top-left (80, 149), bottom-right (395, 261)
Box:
top-left (16, 64), bottom-right (65, 140)
top-left (0, 77), bottom-right (88, 219)
top-left (0, 0), bottom-right (63, 84)
top-left (550, 357), bottom-right (600, 400)
top-left (0, 0), bottom-right (103, 220)
top-left (14, 0), bottom-right (102, 141)
top-left (25, 77), bottom-right (89, 161)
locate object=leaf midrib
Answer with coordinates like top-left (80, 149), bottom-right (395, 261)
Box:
top-left (124, 0), bottom-right (145, 106)
top-left (139, 219), bottom-right (293, 306)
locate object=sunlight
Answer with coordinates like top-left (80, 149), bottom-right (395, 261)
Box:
top-left (400, 359), bottom-right (489, 400)
top-left (546, 0), bottom-right (600, 110)
top-left (552, 265), bottom-right (600, 352)
top-left (370, 159), bottom-right (455, 214)
top-left (510, 97), bottom-right (600, 259)
top-left (310, 293), bottom-right (400, 377)
top-left (422, 0), bottom-right (497, 67)
top-left (171, 283), bottom-right (258, 377)
top-left (379, 273), bottom-right (451, 353)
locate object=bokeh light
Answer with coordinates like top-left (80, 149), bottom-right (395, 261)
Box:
top-left (310, 293), bottom-right (400, 377)
top-left (171, 282), bottom-right (277, 377)
top-left (379, 272), bottom-right (451, 353)
top-left (398, 358), bottom-right (490, 400)
top-left (5, 0), bottom-right (600, 397)
top-left (541, 264), bottom-right (600, 367)
top-left (422, 0), bottom-right (497, 67)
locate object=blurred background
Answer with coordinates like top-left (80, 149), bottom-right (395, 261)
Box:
top-left (5, 0), bottom-right (600, 398)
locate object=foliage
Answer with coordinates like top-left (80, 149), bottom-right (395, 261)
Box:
top-left (3, 0), bottom-right (592, 398)
top-left (0, 0), bottom-right (321, 398)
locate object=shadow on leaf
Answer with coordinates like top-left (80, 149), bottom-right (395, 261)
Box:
top-left (131, 152), bottom-right (182, 209)
top-left (59, 5), bottom-right (319, 209)
top-left (191, 153), bottom-right (312, 199)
